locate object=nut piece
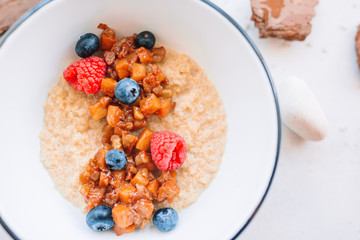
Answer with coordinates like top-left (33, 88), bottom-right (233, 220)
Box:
top-left (251, 0), bottom-right (318, 41)
top-left (151, 47), bottom-right (166, 63)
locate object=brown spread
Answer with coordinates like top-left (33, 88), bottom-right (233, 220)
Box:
top-left (251, 0), bottom-right (318, 41)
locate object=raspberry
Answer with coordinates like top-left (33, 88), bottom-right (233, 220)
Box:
top-left (63, 56), bottom-right (106, 94)
top-left (150, 131), bottom-right (187, 171)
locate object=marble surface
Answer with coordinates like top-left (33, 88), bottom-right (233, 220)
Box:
top-left (1, 0), bottom-right (360, 239)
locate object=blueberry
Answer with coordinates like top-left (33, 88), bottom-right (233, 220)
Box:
top-left (75, 33), bottom-right (100, 58)
top-left (86, 206), bottom-right (114, 232)
top-left (114, 78), bottom-right (140, 105)
top-left (153, 208), bottom-right (178, 232)
top-left (134, 31), bottom-right (156, 49)
top-left (105, 149), bottom-right (127, 170)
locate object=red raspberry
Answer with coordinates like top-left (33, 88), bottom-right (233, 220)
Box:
top-left (63, 56), bottom-right (106, 94)
top-left (150, 131), bottom-right (187, 171)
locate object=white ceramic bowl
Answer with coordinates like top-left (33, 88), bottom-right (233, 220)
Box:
top-left (0, 0), bottom-right (280, 239)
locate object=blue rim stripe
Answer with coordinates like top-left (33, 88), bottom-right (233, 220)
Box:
top-left (0, 0), bottom-right (281, 239)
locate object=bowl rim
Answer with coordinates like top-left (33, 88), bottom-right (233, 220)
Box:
top-left (0, 0), bottom-right (281, 239)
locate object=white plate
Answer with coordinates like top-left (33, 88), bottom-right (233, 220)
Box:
top-left (0, 0), bottom-right (280, 239)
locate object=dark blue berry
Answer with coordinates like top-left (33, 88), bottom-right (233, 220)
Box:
top-left (153, 208), bottom-right (178, 232)
top-left (134, 31), bottom-right (156, 49)
top-left (75, 33), bottom-right (100, 58)
top-left (86, 206), bottom-right (114, 232)
top-left (105, 149), bottom-right (127, 170)
top-left (114, 78), bottom-right (140, 105)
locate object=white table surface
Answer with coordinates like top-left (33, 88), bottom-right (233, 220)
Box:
top-left (1, 0), bottom-right (360, 239)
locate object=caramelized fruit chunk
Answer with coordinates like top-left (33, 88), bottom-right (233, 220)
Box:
top-left (133, 106), bottom-right (144, 120)
top-left (101, 125), bottom-right (114, 145)
top-left (130, 168), bottom-right (150, 186)
top-left (88, 97), bottom-right (111, 121)
top-left (122, 133), bottom-right (138, 153)
top-left (86, 186), bottom-right (106, 210)
top-left (134, 151), bottom-right (150, 166)
top-left (100, 78), bottom-right (117, 97)
top-left (99, 171), bottom-right (111, 187)
top-left (135, 128), bottom-right (153, 151)
top-left (126, 52), bottom-right (139, 64)
top-left (134, 151), bottom-right (156, 171)
top-left (115, 58), bottom-right (130, 80)
top-left (107, 105), bottom-right (123, 127)
top-left (134, 183), bottom-right (153, 201)
top-left (117, 182), bottom-right (137, 204)
top-left (103, 188), bottom-right (119, 206)
top-left (132, 199), bottom-right (154, 220)
top-left (157, 181), bottom-right (180, 203)
top-left (112, 204), bottom-right (135, 228)
top-left (114, 224), bottom-right (136, 236)
top-left (135, 47), bottom-right (154, 63)
top-left (158, 170), bottom-right (177, 184)
top-left (110, 170), bottom-right (126, 188)
top-left (155, 99), bottom-right (173, 117)
top-left (95, 146), bottom-right (111, 170)
top-left (130, 63), bottom-right (146, 81)
top-left (99, 25), bottom-right (118, 51)
top-left (152, 85), bottom-right (163, 95)
top-left (140, 93), bottom-right (161, 116)
top-left (80, 183), bottom-right (91, 197)
top-left (146, 180), bottom-right (159, 198)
